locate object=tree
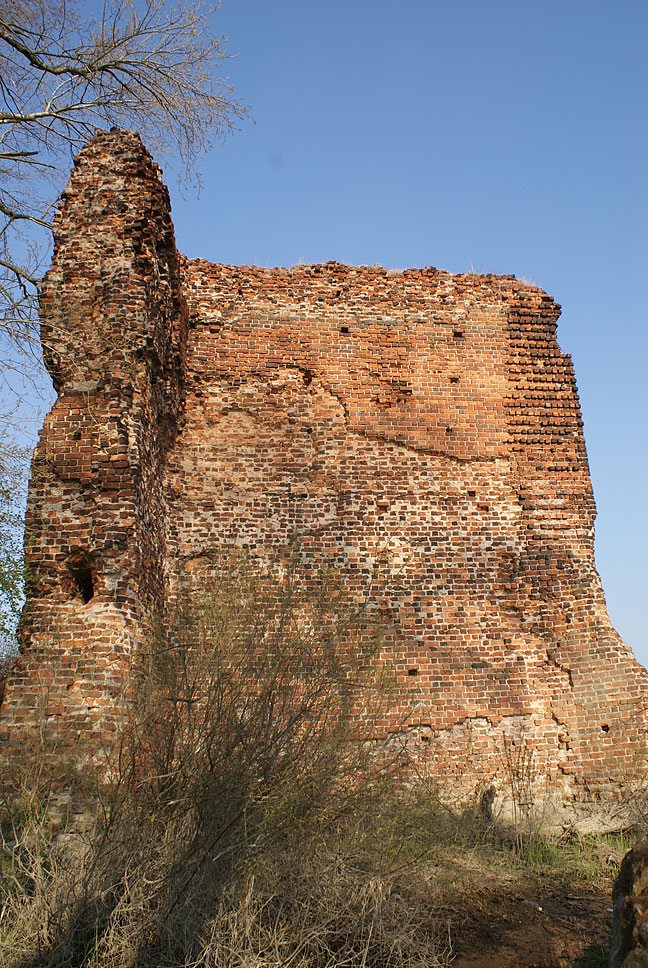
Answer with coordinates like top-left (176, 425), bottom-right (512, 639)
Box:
top-left (0, 1), bottom-right (245, 651)
top-left (0, 0), bottom-right (245, 395)
top-left (0, 441), bottom-right (27, 660)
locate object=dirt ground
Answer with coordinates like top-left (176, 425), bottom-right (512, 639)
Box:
top-left (438, 858), bottom-right (614, 968)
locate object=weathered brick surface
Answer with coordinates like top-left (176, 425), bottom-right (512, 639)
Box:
top-left (0, 132), bottom-right (187, 754)
top-left (1, 131), bottom-right (646, 802)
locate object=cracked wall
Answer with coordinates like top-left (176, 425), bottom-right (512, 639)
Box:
top-left (1, 131), bottom-right (646, 804)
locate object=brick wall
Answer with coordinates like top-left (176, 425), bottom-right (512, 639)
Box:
top-left (1, 130), bottom-right (645, 804)
top-left (0, 132), bottom-right (187, 755)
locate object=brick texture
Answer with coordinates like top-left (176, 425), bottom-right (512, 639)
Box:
top-left (1, 131), bottom-right (646, 804)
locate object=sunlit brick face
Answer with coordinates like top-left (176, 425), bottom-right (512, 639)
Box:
top-left (1, 131), bottom-right (645, 804)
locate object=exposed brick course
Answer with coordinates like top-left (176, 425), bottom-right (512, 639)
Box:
top-left (1, 131), bottom-right (645, 804)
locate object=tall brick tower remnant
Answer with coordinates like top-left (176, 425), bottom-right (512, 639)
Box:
top-left (2, 131), bottom-right (646, 812)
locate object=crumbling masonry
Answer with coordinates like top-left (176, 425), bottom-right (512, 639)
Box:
top-left (1, 131), bottom-right (646, 806)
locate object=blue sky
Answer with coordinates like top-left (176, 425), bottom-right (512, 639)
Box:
top-left (165, 0), bottom-right (648, 663)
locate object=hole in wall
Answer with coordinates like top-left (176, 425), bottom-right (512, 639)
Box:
top-left (67, 554), bottom-right (95, 604)
top-left (601, 723), bottom-right (610, 733)
top-left (453, 330), bottom-right (464, 339)
top-left (73, 564), bottom-right (94, 604)
top-left (407, 668), bottom-right (419, 677)
top-left (340, 326), bottom-right (349, 334)
top-left (449, 376), bottom-right (460, 384)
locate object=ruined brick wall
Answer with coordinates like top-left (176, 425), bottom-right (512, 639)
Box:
top-left (1, 131), bottom-right (646, 803)
top-left (0, 132), bottom-right (187, 752)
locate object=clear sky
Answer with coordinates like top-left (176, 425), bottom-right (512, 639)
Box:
top-left (164, 0), bottom-right (647, 664)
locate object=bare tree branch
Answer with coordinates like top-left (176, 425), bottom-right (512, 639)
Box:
top-left (0, 0), bottom-right (245, 339)
top-left (0, 0), bottom-right (246, 649)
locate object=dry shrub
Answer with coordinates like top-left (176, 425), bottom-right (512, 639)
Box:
top-left (0, 557), bottom-right (450, 967)
top-left (200, 844), bottom-right (450, 967)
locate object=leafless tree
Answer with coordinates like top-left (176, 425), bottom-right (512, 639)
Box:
top-left (0, 0), bottom-right (245, 395)
top-left (0, 0), bottom-right (246, 650)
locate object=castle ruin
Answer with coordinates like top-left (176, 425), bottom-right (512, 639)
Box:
top-left (1, 131), bottom-right (646, 808)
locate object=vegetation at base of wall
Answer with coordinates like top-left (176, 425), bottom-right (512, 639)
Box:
top-left (0, 559), bottom-right (442, 967)
top-left (0, 558), bottom-right (639, 967)
top-left (0, 765), bottom-right (634, 968)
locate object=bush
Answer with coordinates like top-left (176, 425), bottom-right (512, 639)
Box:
top-left (0, 556), bottom-right (450, 967)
